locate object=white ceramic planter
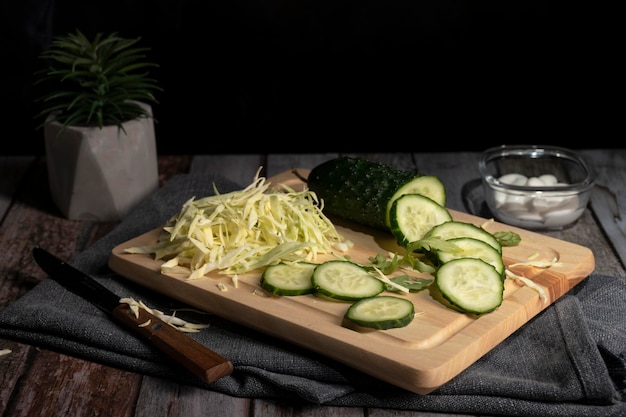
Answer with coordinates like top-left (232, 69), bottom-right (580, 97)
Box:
top-left (44, 102), bottom-right (158, 221)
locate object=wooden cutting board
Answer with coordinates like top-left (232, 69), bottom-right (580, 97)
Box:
top-left (108, 169), bottom-right (595, 394)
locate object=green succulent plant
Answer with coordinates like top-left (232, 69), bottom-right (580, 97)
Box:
top-left (34, 29), bottom-right (162, 133)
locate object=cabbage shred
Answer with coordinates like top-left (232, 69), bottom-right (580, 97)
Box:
top-left (125, 172), bottom-right (348, 279)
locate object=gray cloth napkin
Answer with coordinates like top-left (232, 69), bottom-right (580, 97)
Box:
top-left (1, 174), bottom-right (625, 417)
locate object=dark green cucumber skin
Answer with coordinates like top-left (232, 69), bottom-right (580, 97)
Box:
top-left (345, 296), bottom-right (415, 330)
top-left (307, 157), bottom-right (424, 231)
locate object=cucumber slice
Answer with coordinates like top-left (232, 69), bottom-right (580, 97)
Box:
top-left (312, 260), bottom-right (384, 301)
top-left (435, 258), bottom-right (504, 314)
top-left (260, 262), bottom-right (317, 296)
top-left (345, 296), bottom-right (415, 330)
top-left (436, 237), bottom-right (505, 277)
top-left (385, 175), bottom-right (446, 227)
top-left (389, 194), bottom-right (452, 246)
top-left (425, 221), bottom-right (502, 254)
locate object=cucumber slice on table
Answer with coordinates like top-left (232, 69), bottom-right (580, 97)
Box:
top-left (312, 260), bottom-right (384, 301)
top-left (389, 194), bottom-right (452, 246)
top-left (260, 262), bottom-right (317, 296)
top-left (435, 258), bottom-right (504, 314)
top-left (345, 296), bottom-right (415, 330)
top-left (425, 221), bottom-right (502, 254)
top-left (436, 237), bottom-right (505, 277)
top-left (307, 157), bottom-right (446, 231)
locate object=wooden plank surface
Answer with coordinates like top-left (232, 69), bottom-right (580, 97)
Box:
top-left (1, 152), bottom-right (624, 417)
top-left (0, 156), bottom-right (191, 417)
top-left (580, 149), bottom-right (626, 268)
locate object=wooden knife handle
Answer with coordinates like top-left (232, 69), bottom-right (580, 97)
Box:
top-left (111, 303), bottom-right (233, 383)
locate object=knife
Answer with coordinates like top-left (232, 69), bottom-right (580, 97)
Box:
top-left (32, 246), bottom-right (234, 384)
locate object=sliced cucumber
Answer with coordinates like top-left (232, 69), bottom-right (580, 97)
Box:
top-left (436, 237), bottom-right (505, 277)
top-left (345, 296), bottom-right (415, 330)
top-left (312, 260), bottom-right (384, 301)
top-left (385, 175), bottom-right (446, 227)
top-left (435, 258), bottom-right (504, 314)
top-left (389, 194), bottom-right (452, 246)
top-left (425, 221), bottom-right (502, 254)
top-left (260, 262), bottom-right (317, 296)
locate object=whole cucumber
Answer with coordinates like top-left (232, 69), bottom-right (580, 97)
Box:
top-left (306, 157), bottom-right (446, 231)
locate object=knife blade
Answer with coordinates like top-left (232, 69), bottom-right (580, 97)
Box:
top-left (32, 246), bottom-right (233, 384)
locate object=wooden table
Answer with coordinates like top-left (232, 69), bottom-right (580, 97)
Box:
top-left (1, 151), bottom-right (624, 417)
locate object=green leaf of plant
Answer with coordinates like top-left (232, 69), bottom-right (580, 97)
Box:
top-left (386, 275), bottom-right (433, 292)
top-left (406, 236), bottom-right (461, 253)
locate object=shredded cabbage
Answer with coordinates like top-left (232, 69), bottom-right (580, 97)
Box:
top-left (505, 270), bottom-right (548, 302)
top-left (125, 169), bottom-right (349, 278)
top-left (119, 297), bottom-right (211, 332)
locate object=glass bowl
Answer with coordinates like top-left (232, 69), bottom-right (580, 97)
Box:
top-left (478, 145), bottom-right (595, 230)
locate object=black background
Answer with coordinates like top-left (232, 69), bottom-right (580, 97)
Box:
top-left (1, 0), bottom-right (620, 155)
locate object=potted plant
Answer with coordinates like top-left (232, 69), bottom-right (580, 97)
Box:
top-left (34, 29), bottom-right (162, 221)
